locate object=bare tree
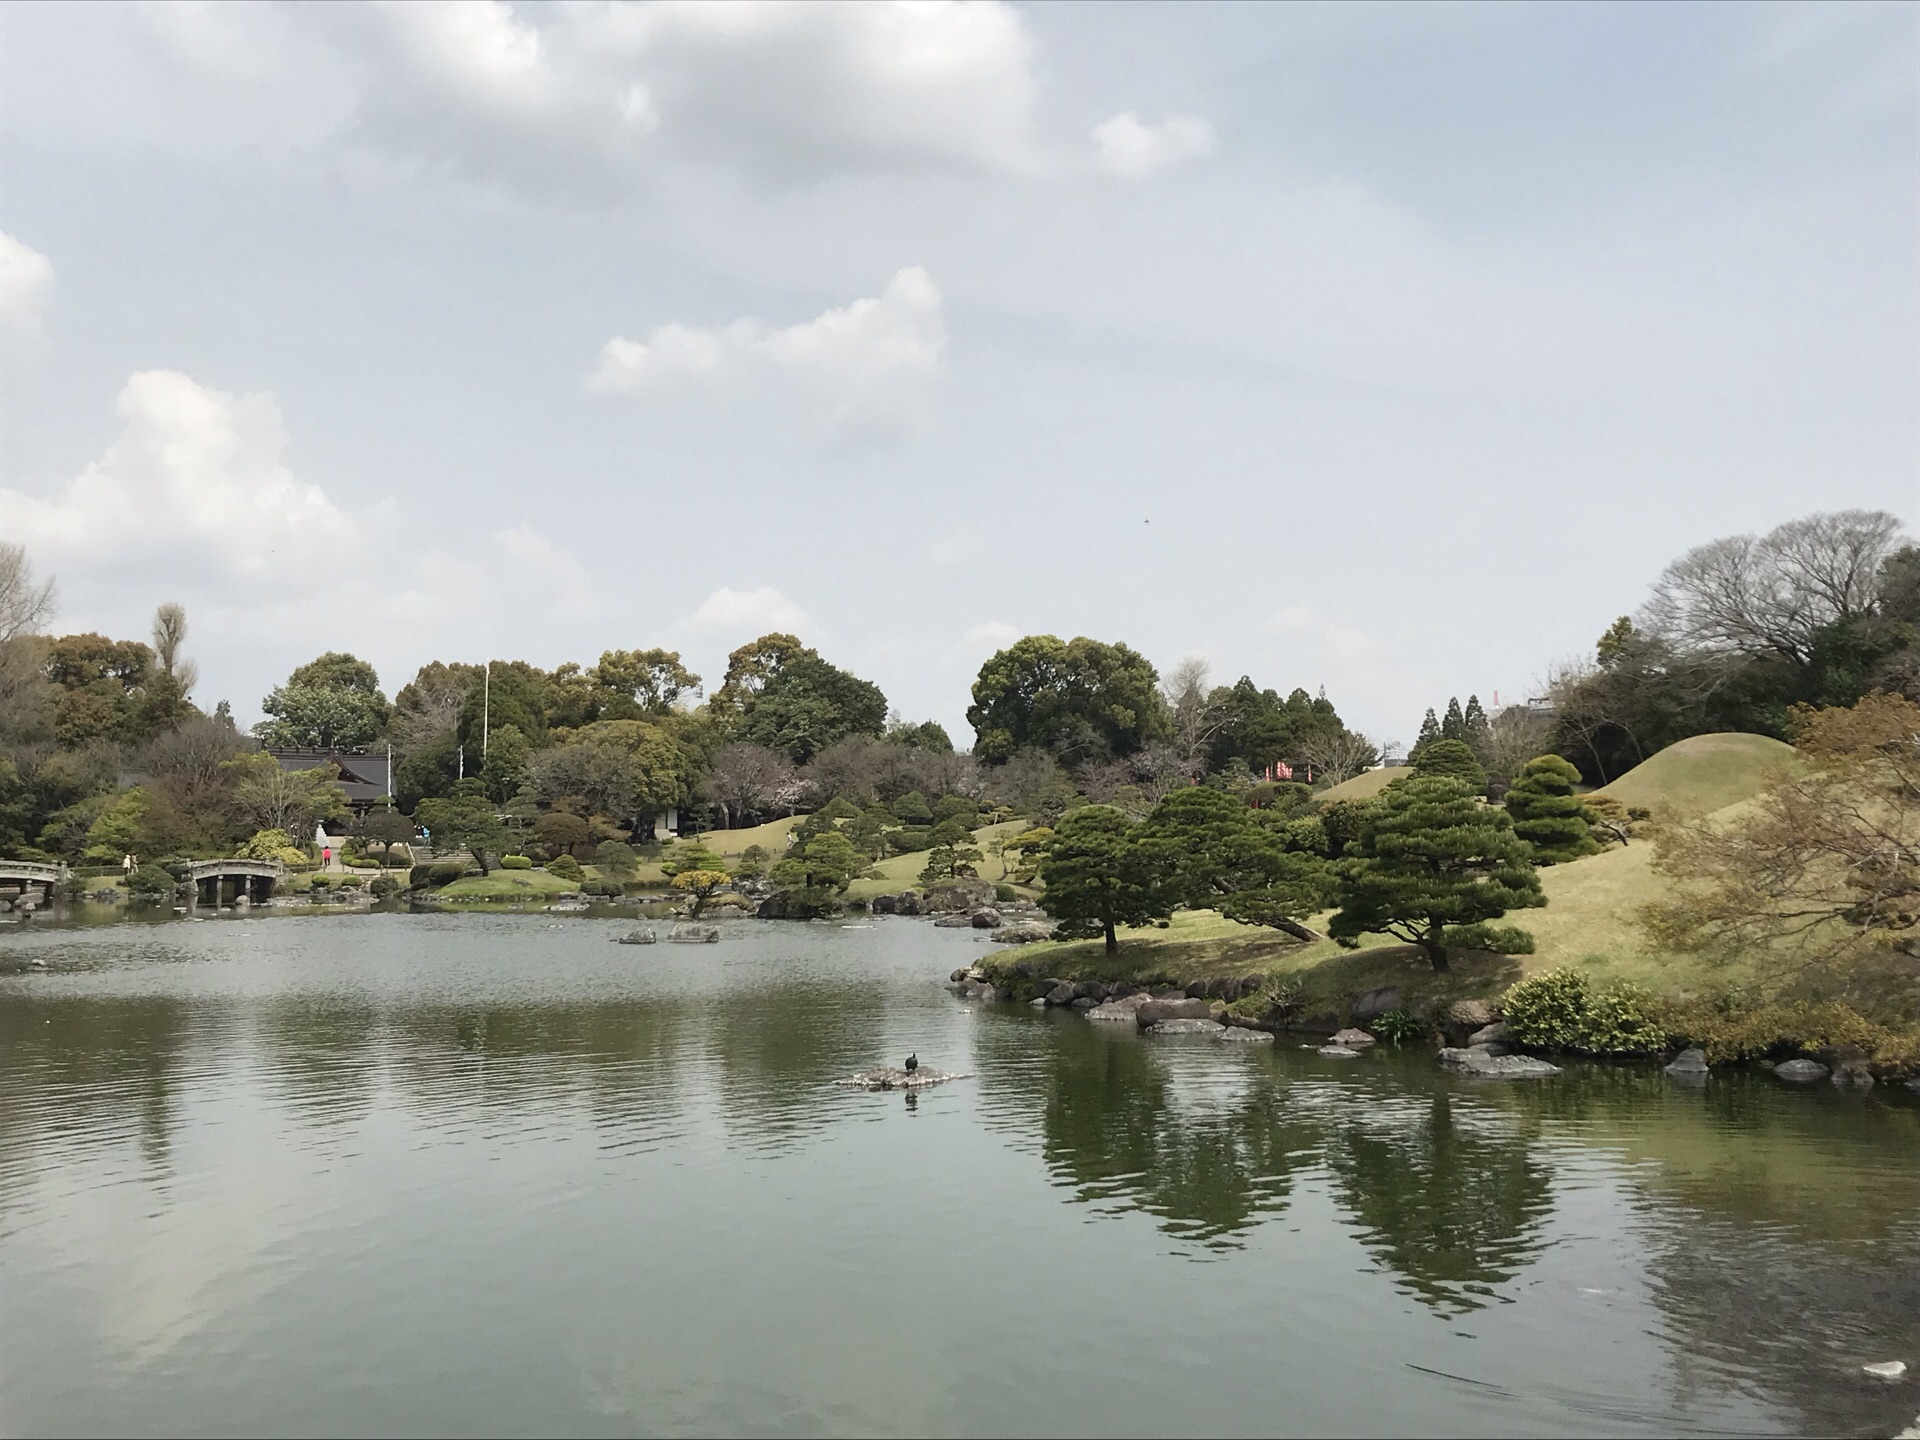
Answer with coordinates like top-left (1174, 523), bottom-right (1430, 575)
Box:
top-left (150, 602), bottom-right (199, 699)
top-left (1643, 509), bottom-right (1904, 665)
top-left (389, 661), bottom-right (478, 759)
top-left (703, 742), bottom-right (799, 828)
top-left (1161, 655), bottom-right (1223, 769)
top-left (0, 544), bottom-right (57, 644)
top-left (1297, 729), bottom-right (1378, 786)
top-left (1476, 708), bottom-right (1554, 785)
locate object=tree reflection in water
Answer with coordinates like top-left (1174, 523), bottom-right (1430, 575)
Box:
top-left (1326, 1092), bottom-right (1553, 1314)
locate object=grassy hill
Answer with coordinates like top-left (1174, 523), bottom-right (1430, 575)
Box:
top-left (982, 731), bottom-right (1857, 1020)
top-left (1317, 767), bottom-right (1410, 805)
top-left (1592, 732), bottom-right (1797, 819)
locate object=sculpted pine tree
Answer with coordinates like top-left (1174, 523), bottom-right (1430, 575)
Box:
top-left (1037, 804), bottom-right (1169, 952)
top-left (1136, 787), bottom-right (1330, 941)
top-left (1330, 775), bottom-right (1545, 970)
top-left (1503, 755), bottom-right (1601, 864)
top-left (1410, 738), bottom-right (1486, 793)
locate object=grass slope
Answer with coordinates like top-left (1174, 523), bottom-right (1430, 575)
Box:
top-left (439, 868), bottom-right (583, 901)
top-left (1592, 732), bottom-right (1797, 819)
top-left (846, 821), bottom-right (1029, 899)
top-left (1316, 767), bottom-right (1410, 805)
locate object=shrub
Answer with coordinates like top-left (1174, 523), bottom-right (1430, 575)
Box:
top-left (369, 875), bottom-right (401, 900)
top-left (581, 879), bottom-right (622, 898)
top-left (994, 882), bottom-right (1017, 902)
top-left (1370, 1009), bottom-right (1429, 1046)
top-left (409, 865), bottom-right (435, 889)
top-left (309, 875), bottom-right (331, 891)
top-left (385, 850), bottom-right (412, 867)
top-left (1440, 922), bottom-right (1536, 955)
top-left (125, 864), bottom-right (175, 898)
top-left (1665, 997), bottom-right (1919, 1070)
top-left (429, 861), bottom-right (466, 887)
top-left (1501, 968), bottom-right (1667, 1055)
top-left (500, 854), bottom-right (534, 870)
top-left (546, 853), bottom-right (584, 881)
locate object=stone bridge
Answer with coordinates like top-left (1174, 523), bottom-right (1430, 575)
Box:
top-left (186, 859), bottom-right (285, 907)
top-left (0, 860), bottom-right (68, 909)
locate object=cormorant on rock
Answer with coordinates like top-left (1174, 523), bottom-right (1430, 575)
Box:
top-left (904, 1053), bottom-right (919, 1073)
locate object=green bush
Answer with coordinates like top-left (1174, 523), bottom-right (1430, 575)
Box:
top-left (369, 875), bottom-right (401, 900)
top-left (125, 864), bottom-right (175, 898)
top-left (429, 861), bottom-right (466, 887)
top-left (1440, 922), bottom-right (1536, 955)
top-left (581, 879), bottom-right (621, 898)
top-left (309, 875), bottom-right (332, 892)
top-left (1370, 1009), bottom-right (1430, 1047)
top-left (409, 865), bottom-right (435, 889)
top-left (1502, 968), bottom-right (1667, 1055)
top-left (1665, 997), bottom-right (1919, 1070)
top-left (546, 853), bottom-right (584, 881)
top-left (994, 882), bottom-right (1017, 902)
top-left (500, 854), bottom-right (534, 870)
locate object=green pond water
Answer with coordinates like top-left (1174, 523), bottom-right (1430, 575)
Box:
top-left (1, 912), bottom-right (1917, 1438)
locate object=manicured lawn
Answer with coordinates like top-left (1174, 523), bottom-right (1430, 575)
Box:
top-left (845, 820), bottom-right (1031, 899)
top-left (1591, 731), bottom-right (1797, 818)
top-left (438, 868), bottom-right (584, 901)
top-left (1316, 766), bottom-right (1410, 804)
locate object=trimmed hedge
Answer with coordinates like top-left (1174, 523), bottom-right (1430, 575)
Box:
top-left (1502, 968), bottom-right (1666, 1055)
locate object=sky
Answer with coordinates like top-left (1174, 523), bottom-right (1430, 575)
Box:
top-left (1, 0), bottom-right (1914, 748)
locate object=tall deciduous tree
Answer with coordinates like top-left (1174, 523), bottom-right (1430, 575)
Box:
top-left (257, 652), bottom-right (390, 749)
top-left (968, 635), bottom-right (1166, 766)
top-left (1037, 804), bottom-right (1170, 952)
top-left (1329, 775), bottom-right (1545, 970)
top-left (1503, 755), bottom-right (1600, 864)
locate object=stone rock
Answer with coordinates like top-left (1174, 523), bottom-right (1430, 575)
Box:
top-left (1135, 997), bottom-right (1213, 1027)
top-left (1046, 983), bottom-right (1077, 1006)
top-left (989, 922), bottom-right (1052, 945)
top-left (922, 878), bottom-right (996, 914)
top-left (949, 967), bottom-right (972, 983)
top-left (1438, 1046), bottom-right (1561, 1079)
top-left (1861, 1361), bottom-right (1907, 1381)
top-left (1449, 999), bottom-right (1496, 1030)
top-left (835, 1065), bottom-right (969, 1091)
top-left (1663, 1048), bottom-right (1710, 1076)
top-left (1086, 994), bottom-right (1154, 1022)
top-left (1351, 986), bottom-right (1403, 1024)
top-left (1216, 1026), bottom-right (1276, 1044)
top-left (1069, 995), bottom-right (1098, 1010)
top-left (1318, 1045), bottom-right (1362, 1058)
top-left (1185, 980), bottom-right (1212, 1000)
top-left (1075, 980), bottom-right (1106, 1000)
top-left (1773, 1058), bottom-right (1829, 1084)
top-left (616, 929), bottom-right (658, 945)
top-left (933, 915), bottom-right (973, 928)
top-left (1148, 1018), bottom-right (1225, 1036)
top-left (1828, 1044), bottom-right (1875, 1088)
top-left (969, 908), bottom-right (1001, 929)
top-left (1329, 1027), bottom-right (1376, 1048)
top-left (667, 923), bottom-right (720, 943)
top-left (1908, 1077), bottom-right (1920, 1094)
top-left (1467, 1022), bottom-right (1512, 1048)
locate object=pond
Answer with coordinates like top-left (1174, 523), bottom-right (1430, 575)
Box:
top-left (2, 913), bottom-right (1917, 1438)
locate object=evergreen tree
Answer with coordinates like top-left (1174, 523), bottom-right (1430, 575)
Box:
top-left (1037, 804), bottom-right (1170, 952)
top-left (1409, 737), bottom-right (1487, 792)
top-left (1463, 695), bottom-right (1490, 750)
top-left (1329, 775), bottom-right (1545, 971)
top-left (1411, 708), bottom-right (1442, 761)
top-left (1441, 697), bottom-right (1468, 742)
top-left (1137, 787), bottom-right (1329, 941)
top-left (1503, 755), bottom-right (1601, 864)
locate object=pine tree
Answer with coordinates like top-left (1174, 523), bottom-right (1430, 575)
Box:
top-left (1504, 755), bottom-right (1601, 864)
top-left (1037, 805), bottom-right (1170, 952)
top-left (1411, 708), bottom-right (1442, 761)
top-left (1464, 694), bottom-right (1489, 739)
top-left (1441, 697), bottom-right (1467, 742)
top-left (1329, 775), bottom-right (1545, 971)
top-left (1410, 738), bottom-right (1486, 792)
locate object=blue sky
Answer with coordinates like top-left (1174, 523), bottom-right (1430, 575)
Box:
top-left (2, 1), bottom-right (1913, 746)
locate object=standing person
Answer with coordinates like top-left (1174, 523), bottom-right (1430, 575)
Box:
top-left (122, 854), bottom-right (133, 876)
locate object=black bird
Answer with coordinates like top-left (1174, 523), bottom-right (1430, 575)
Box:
top-left (904, 1053), bottom-right (919, 1073)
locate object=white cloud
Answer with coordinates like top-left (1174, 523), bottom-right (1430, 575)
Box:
top-left (306, 0), bottom-right (1041, 194)
top-left (1091, 111), bottom-right (1214, 180)
top-left (0, 230), bottom-right (56, 333)
top-left (493, 524), bottom-right (593, 619)
top-left (953, 620), bottom-right (1021, 655)
top-left (587, 267), bottom-right (944, 435)
top-left (687, 585), bottom-right (812, 634)
top-left (0, 370), bottom-right (361, 581)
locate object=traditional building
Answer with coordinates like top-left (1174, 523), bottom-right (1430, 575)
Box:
top-left (265, 748), bottom-right (394, 816)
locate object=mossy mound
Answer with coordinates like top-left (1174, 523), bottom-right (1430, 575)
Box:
top-left (1591, 732), bottom-right (1797, 819)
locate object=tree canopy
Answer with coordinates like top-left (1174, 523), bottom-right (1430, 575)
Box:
top-left (968, 635), bottom-right (1166, 766)
top-left (1037, 803), bottom-right (1171, 952)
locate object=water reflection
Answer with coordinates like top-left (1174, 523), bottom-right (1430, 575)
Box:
top-left (1326, 1093), bottom-right (1553, 1313)
top-left (3, 919), bottom-right (1919, 1438)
